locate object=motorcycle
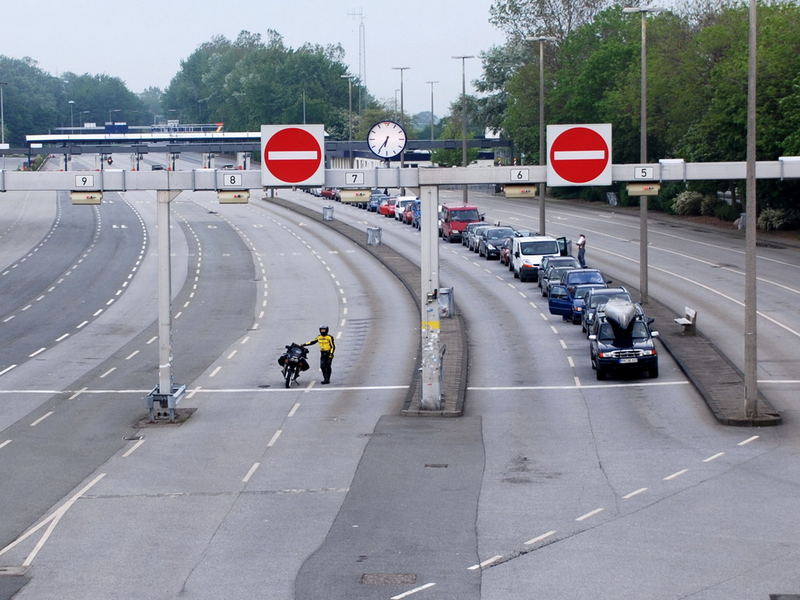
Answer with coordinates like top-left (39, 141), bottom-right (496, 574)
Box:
top-left (278, 343), bottom-right (310, 388)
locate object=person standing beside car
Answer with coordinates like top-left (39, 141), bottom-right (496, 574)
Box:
top-left (577, 234), bottom-right (587, 268)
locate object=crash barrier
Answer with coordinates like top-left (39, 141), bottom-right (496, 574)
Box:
top-left (322, 205), bottom-right (334, 221)
top-left (366, 227), bottom-right (382, 246)
top-left (674, 306), bottom-right (697, 335)
top-left (438, 287), bottom-right (454, 318)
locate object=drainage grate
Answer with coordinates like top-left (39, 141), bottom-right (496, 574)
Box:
top-left (770, 596), bottom-right (800, 600)
top-left (425, 463), bottom-right (448, 468)
top-left (361, 573), bottom-right (417, 585)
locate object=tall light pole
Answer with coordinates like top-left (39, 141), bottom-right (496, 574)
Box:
top-left (744, 0), bottom-right (758, 418)
top-left (453, 55), bottom-right (474, 204)
top-left (425, 80), bottom-right (438, 142)
top-left (68, 100), bottom-right (75, 130)
top-left (527, 37), bottom-right (556, 234)
top-left (394, 89), bottom-right (400, 119)
top-left (302, 88), bottom-right (307, 124)
top-left (392, 66), bottom-right (410, 169)
top-left (108, 108), bottom-right (121, 123)
top-left (623, 5), bottom-right (660, 304)
top-left (341, 74), bottom-right (354, 167)
top-left (0, 81), bottom-right (6, 146)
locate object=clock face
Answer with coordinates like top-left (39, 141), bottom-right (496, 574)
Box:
top-left (367, 120), bottom-right (407, 159)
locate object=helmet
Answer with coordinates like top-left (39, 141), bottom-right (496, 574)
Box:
top-left (319, 325), bottom-right (329, 334)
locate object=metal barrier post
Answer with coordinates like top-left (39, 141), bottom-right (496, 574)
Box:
top-left (322, 205), bottom-right (334, 221)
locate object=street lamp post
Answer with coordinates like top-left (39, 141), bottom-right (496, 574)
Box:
top-left (68, 100), bottom-right (75, 130)
top-left (392, 67), bottom-right (410, 170)
top-left (394, 89), bottom-right (400, 120)
top-left (0, 81), bottom-right (6, 146)
top-left (425, 80), bottom-right (438, 143)
top-left (341, 74), bottom-right (354, 167)
top-left (623, 5), bottom-right (660, 305)
top-left (527, 36), bottom-right (556, 235)
top-left (108, 108), bottom-right (121, 123)
top-left (453, 55), bottom-right (474, 204)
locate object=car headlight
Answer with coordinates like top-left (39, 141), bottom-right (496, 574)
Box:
top-left (487, 244), bottom-right (496, 250)
top-left (575, 306), bottom-right (583, 312)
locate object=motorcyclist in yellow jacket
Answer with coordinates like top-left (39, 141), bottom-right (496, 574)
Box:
top-left (303, 325), bottom-right (335, 384)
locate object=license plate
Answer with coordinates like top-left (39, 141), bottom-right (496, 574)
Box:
top-left (619, 358), bottom-right (638, 364)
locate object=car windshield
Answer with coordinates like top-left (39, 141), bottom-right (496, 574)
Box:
top-left (574, 286), bottom-right (599, 299)
top-left (487, 228), bottom-right (515, 239)
top-left (451, 209), bottom-right (480, 221)
top-left (589, 291), bottom-right (631, 308)
top-left (569, 271), bottom-right (604, 284)
top-left (520, 240), bottom-right (560, 255)
top-left (598, 321), bottom-right (649, 342)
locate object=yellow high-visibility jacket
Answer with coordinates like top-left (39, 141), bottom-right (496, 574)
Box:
top-left (305, 334), bottom-right (335, 354)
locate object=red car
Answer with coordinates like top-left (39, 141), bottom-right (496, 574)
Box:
top-left (320, 187), bottom-right (339, 201)
top-left (403, 205), bottom-right (414, 224)
top-left (379, 197), bottom-right (397, 217)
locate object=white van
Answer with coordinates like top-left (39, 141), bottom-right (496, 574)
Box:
top-left (511, 236), bottom-right (565, 282)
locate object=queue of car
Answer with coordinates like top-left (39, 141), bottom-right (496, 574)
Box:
top-left (312, 189), bottom-right (660, 382)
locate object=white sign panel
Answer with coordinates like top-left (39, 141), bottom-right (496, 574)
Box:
top-left (221, 172), bottom-right (243, 187)
top-left (74, 175), bottom-right (95, 188)
top-left (261, 124), bottom-right (325, 187)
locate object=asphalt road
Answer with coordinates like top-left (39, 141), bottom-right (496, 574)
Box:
top-left (0, 157), bottom-right (798, 599)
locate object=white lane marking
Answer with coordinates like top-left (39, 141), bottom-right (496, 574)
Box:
top-left (567, 356), bottom-right (575, 368)
top-left (288, 403), bottom-right (300, 417)
top-left (573, 376), bottom-right (581, 387)
top-left (519, 291), bottom-right (527, 298)
top-left (241, 336), bottom-right (250, 345)
top-left (738, 435), bottom-right (760, 446)
top-left (93, 309), bottom-right (104, 316)
top-left (559, 339), bottom-right (567, 350)
top-left (391, 582), bottom-right (436, 599)
top-left (497, 275), bottom-right (504, 281)
top-left (524, 530), bottom-right (557, 545)
top-left (467, 555), bottom-right (503, 570)
top-left (576, 507), bottom-right (604, 521)
top-left (623, 487), bottom-right (648, 500)
top-left (76, 321), bottom-right (88, 329)
top-left (68, 387), bottom-right (87, 400)
top-left (663, 469), bottom-right (688, 481)
top-left (468, 381), bottom-right (689, 391)
top-left (16, 473), bottom-right (106, 567)
top-left (267, 430), bottom-right (282, 447)
top-left (227, 350), bottom-right (238, 360)
top-left (0, 440), bottom-right (11, 450)
top-left (703, 452), bottom-right (725, 462)
top-left (550, 325), bottom-right (558, 334)
top-left (122, 439), bottom-right (145, 458)
top-left (126, 350), bottom-right (140, 360)
top-left (99, 367), bottom-right (116, 378)
top-left (55, 333), bottom-right (70, 342)
top-left (242, 462), bottom-right (261, 483)
top-left (305, 382), bottom-right (316, 392)
top-left (30, 411), bottom-right (54, 427)
top-left (146, 336), bottom-right (157, 344)
top-left (187, 386), bottom-right (202, 400)
top-left (209, 366), bottom-right (222, 378)
top-left (29, 348), bottom-right (47, 358)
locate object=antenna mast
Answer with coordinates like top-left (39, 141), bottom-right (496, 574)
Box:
top-left (348, 8), bottom-right (366, 113)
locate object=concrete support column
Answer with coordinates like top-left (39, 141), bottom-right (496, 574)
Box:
top-left (420, 185), bottom-right (441, 409)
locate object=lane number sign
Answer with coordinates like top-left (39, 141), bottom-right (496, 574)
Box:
top-left (511, 169), bottom-right (530, 182)
top-left (74, 175), bottom-right (95, 187)
top-left (345, 172), bottom-right (365, 185)
top-left (221, 173), bottom-right (243, 187)
top-left (634, 167), bottom-right (654, 179)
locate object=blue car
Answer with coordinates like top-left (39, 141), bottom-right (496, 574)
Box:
top-left (411, 199), bottom-right (422, 229)
top-left (368, 193), bottom-right (387, 212)
top-left (548, 283), bottom-right (607, 324)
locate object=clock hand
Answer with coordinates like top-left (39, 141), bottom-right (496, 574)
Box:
top-left (379, 136), bottom-right (389, 151)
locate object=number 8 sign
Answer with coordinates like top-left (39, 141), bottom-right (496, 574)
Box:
top-left (222, 173), bottom-right (242, 187)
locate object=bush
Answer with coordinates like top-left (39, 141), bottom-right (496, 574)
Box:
top-left (758, 207), bottom-right (800, 231)
top-left (714, 203), bottom-right (740, 221)
top-left (700, 195), bottom-right (722, 216)
top-left (671, 191), bottom-right (704, 215)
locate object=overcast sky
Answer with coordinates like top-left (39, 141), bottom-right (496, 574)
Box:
top-left (2, 0), bottom-right (508, 118)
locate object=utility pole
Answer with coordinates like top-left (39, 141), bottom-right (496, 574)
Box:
top-left (425, 80), bottom-right (438, 143)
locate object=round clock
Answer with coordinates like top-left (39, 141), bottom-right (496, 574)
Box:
top-left (367, 120), bottom-right (407, 159)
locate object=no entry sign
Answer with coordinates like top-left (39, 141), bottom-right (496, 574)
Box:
top-left (547, 124), bottom-right (612, 186)
top-left (261, 124), bottom-right (325, 187)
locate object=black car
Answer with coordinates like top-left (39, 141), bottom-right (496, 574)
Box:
top-left (589, 308), bottom-right (659, 380)
top-left (478, 227), bottom-right (517, 259)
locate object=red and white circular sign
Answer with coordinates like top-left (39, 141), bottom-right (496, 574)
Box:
top-left (261, 124), bottom-right (325, 186)
top-left (547, 124), bottom-right (612, 186)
